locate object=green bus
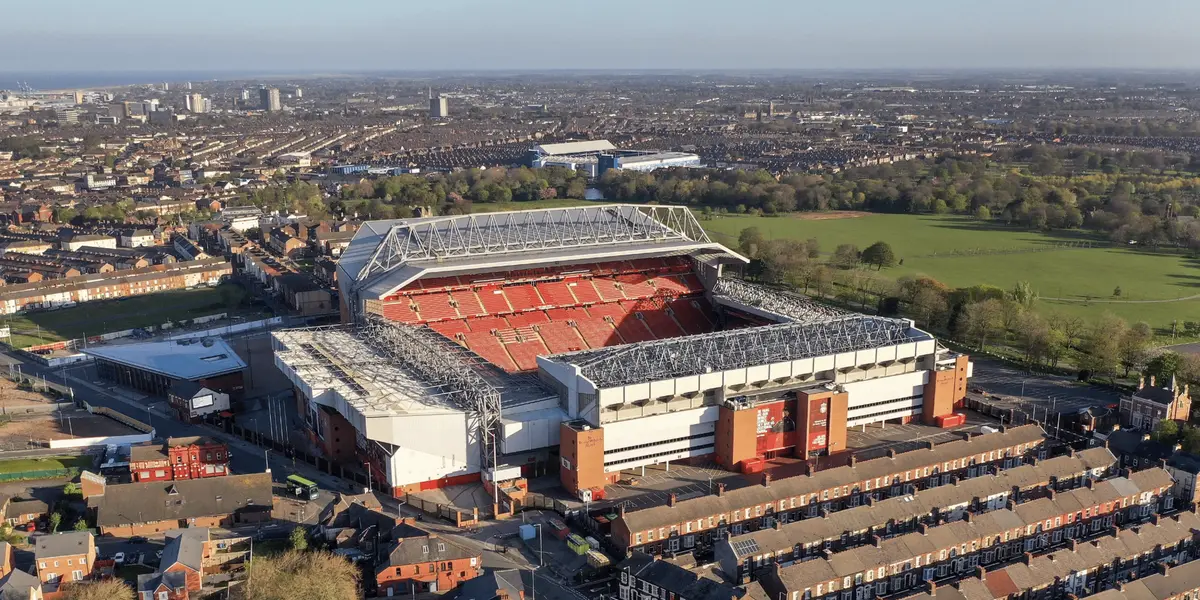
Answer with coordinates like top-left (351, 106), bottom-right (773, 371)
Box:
top-left (287, 474), bottom-right (319, 500)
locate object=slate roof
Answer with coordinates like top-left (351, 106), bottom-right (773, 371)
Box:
top-left (378, 531), bottom-right (477, 572)
top-left (35, 531), bottom-right (92, 558)
top-left (618, 425), bottom-right (1046, 535)
top-left (91, 473), bottom-right (272, 527)
top-left (620, 551), bottom-right (743, 600)
top-left (0, 567), bottom-right (40, 600)
top-left (161, 529), bottom-right (206, 572)
top-left (458, 569), bottom-right (529, 600)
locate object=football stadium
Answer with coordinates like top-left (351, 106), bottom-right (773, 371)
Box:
top-left (272, 205), bottom-right (972, 498)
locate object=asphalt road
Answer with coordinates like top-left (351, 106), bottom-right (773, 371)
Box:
top-left (967, 356), bottom-right (1123, 417)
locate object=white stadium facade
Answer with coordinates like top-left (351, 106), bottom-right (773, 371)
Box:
top-left (272, 205), bottom-right (972, 498)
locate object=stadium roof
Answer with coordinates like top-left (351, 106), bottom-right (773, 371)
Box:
top-left (83, 338), bottom-right (247, 380)
top-left (534, 140), bottom-right (615, 156)
top-left (346, 204), bottom-right (744, 299)
top-left (548, 316), bottom-right (926, 389)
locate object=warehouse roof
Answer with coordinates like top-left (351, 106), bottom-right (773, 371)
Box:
top-left (616, 425), bottom-right (1046, 535)
top-left (83, 337), bottom-right (247, 381)
top-left (535, 140), bottom-right (616, 155)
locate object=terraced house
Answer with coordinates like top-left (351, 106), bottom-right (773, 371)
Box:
top-left (753, 468), bottom-right (1173, 600)
top-left (715, 447), bottom-right (1117, 583)
top-left (611, 425), bottom-right (1047, 555)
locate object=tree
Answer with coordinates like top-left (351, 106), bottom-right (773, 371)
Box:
top-left (831, 244), bottom-right (861, 269)
top-left (974, 205), bottom-right (992, 220)
top-left (860, 241), bottom-right (897, 270)
top-left (1113, 286), bottom-right (1122, 297)
top-left (1153, 418), bottom-right (1180, 444)
top-left (289, 526), bottom-right (309, 551)
top-left (73, 518), bottom-right (88, 531)
top-left (910, 286), bottom-right (949, 330)
top-left (1146, 352), bottom-right (1184, 384)
top-left (804, 238), bottom-right (821, 258)
top-left (49, 512), bottom-right (62, 533)
top-left (1079, 313), bottom-right (1128, 382)
top-left (1119, 323), bottom-right (1153, 377)
top-left (233, 551), bottom-right (359, 600)
top-left (737, 227), bottom-right (765, 259)
top-left (61, 580), bottom-right (135, 600)
top-left (1010, 281), bottom-right (1038, 308)
top-left (62, 482), bottom-right (81, 498)
top-left (957, 299), bottom-right (1005, 351)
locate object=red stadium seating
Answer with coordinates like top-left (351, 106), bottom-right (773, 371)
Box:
top-left (430, 320), bottom-right (472, 336)
top-left (592, 278), bottom-right (626, 302)
top-left (649, 275), bottom-right (691, 295)
top-left (535, 281), bottom-right (577, 306)
top-left (415, 276), bottom-right (461, 291)
top-left (669, 299), bottom-right (712, 335)
top-left (506, 311), bottom-right (550, 328)
top-left (477, 287), bottom-right (512, 314)
top-left (587, 303), bottom-right (628, 320)
top-left (537, 322), bottom-right (587, 353)
top-left (506, 339), bottom-right (549, 372)
top-left (566, 280), bottom-right (601, 304)
top-left (412, 293), bottom-right (459, 321)
top-left (575, 319), bottom-right (621, 348)
top-left (545, 307), bottom-right (587, 321)
top-left (629, 258), bottom-right (666, 271)
top-left (469, 316), bottom-right (509, 332)
top-left (614, 316), bottom-right (655, 343)
top-left (639, 309), bottom-right (686, 338)
top-left (463, 332), bottom-right (518, 372)
top-left (616, 274), bottom-right (656, 298)
top-left (380, 301), bottom-right (420, 322)
top-left (450, 291), bottom-right (486, 316)
top-left (504, 284), bottom-right (545, 311)
top-left (679, 274), bottom-right (705, 293)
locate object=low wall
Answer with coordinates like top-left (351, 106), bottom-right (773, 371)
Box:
top-left (167, 317), bottom-right (284, 340)
top-left (47, 433), bottom-right (154, 449)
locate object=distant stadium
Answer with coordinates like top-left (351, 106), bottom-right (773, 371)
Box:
top-left (525, 140), bottom-right (701, 177)
top-left (272, 205), bottom-right (971, 498)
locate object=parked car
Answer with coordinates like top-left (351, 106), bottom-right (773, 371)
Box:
top-left (113, 552), bottom-right (126, 565)
top-left (129, 536), bottom-right (148, 544)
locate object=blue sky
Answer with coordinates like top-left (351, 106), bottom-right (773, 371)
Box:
top-left (6, 0), bottom-right (1200, 71)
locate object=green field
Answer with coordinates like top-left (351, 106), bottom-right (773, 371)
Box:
top-left (0, 455), bottom-right (92, 475)
top-left (703, 213), bottom-right (1200, 330)
top-left (2, 287), bottom-right (261, 349)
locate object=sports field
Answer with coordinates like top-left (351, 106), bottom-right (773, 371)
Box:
top-left (1, 287), bottom-right (260, 349)
top-left (703, 213), bottom-right (1200, 330)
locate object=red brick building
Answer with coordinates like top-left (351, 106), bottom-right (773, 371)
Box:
top-left (375, 528), bottom-right (481, 597)
top-left (129, 437), bottom-right (230, 483)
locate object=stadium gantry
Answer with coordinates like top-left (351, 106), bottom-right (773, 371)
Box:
top-left (712, 277), bottom-right (849, 324)
top-left (356, 204), bottom-right (710, 282)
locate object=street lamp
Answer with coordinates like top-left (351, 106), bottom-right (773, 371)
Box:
top-left (363, 461), bottom-right (372, 493)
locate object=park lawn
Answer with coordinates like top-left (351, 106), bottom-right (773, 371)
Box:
top-left (0, 455), bottom-right (91, 475)
top-left (703, 213), bottom-right (1200, 331)
top-left (1, 287), bottom-right (256, 349)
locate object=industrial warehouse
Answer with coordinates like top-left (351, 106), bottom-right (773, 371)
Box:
top-left (272, 204), bottom-right (972, 498)
top-left (524, 140), bottom-right (702, 177)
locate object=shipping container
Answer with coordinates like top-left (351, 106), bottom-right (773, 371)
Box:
top-left (548, 518), bottom-right (569, 540)
top-left (586, 550), bottom-right (611, 569)
top-left (567, 534), bottom-right (589, 555)
top-left (519, 524), bottom-right (537, 541)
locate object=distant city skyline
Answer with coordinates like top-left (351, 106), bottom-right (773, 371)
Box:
top-left (7, 0), bottom-right (1200, 73)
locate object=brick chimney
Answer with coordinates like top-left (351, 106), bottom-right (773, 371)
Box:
top-left (1022, 552), bottom-right (1033, 565)
top-left (1150, 514), bottom-right (1161, 526)
top-left (925, 441), bottom-right (936, 450)
top-left (1067, 539), bottom-right (1078, 551)
top-left (1150, 375), bottom-right (1157, 387)
top-left (870, 535), bottom-right (881, 547)
top-left (668, 493), bottom-right (677, 508)
top-left (925, 581), bottom-right (936, 594)
top-left (976, 566), bottom-right (986, 581)
top-left (963, 512), bottom-right (972, 523)
top-left (619, 504), bottom-right (626, 518)
top-left (1156, 562), bottom-right (1170, 576)
top-left (1084, 478), bottom-right (1094, 489)
top-left (887, 449), bottom-right (897, 458)
top-left (999, 425), bottom-right (1008, 433)
top-left (917, 523), bottom-right (929, 535)
top-left (1046, 489), bottom-right (1056, 501)
top-left (1067, 447), bottom-right (1075, 458)
top-left (865, 496), bottom-right (875, 507)
top-left (716, 483), bottom-right (726, 497)
top-left (848, 455), bottom-right (857, 467)
top-left (762, 473), bottom-right (772, 487)
top-left (773, 520), bottom-right (782, 531)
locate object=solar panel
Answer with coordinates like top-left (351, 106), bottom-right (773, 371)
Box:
top-left (731, 539), bottom-right (760, 557)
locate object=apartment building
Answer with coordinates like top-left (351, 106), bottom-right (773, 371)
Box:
top-left (755, 468), bottom-right (1174, 600)
top-left (715, 447), bottom-right (1117, 583)
top-left (611, 425), bottom-right (1047, 555)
